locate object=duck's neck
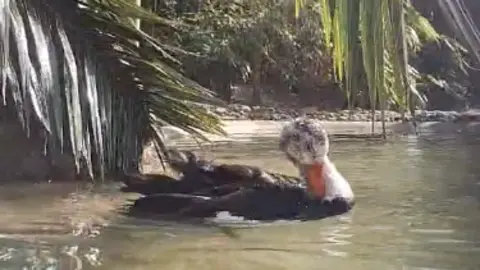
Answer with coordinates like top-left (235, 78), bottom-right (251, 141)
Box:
top-left (321, 157), bottom-right (354, 201)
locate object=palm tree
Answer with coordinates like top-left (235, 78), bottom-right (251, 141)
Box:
top-left (0, 0), bottom-right (224, 180)
top-left (295, 0), bottom-right (444, 135)
top-left (435, 0), bottom-right (480, 64)
top-left (295, 0), bottom-right (480, 124)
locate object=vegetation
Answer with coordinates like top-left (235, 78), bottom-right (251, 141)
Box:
top-left (147, 0), bottom-right (336, 106)
top-left (147, 0), bottom-right (468, 133)
top-left (150, 0), bottom-right (470, 111)
top-left (2, 0), bottom-right (480, 179)
top-left (291, 0), bottom-right (480, 113)
top-left (0, 0), bottom-right (224, 179)
top-left (414, 0), bottom-right (480, 108)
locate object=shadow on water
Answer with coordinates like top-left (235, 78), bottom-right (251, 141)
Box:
top-left (1, 129), bottom-right (480, 269)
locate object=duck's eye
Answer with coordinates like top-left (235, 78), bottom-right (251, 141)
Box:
top-left (291, 132), bottom-right (300, 142)
top-left (313, 132), bottom-right (326, 143)
top-left (305, 141), bottom-right (314, 153)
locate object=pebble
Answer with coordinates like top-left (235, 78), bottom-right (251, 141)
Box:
top-left (199, 103), bottom-right (480, 123)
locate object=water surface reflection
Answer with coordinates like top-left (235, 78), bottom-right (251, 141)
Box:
top-left (1, 133), bottom-right (480, 269)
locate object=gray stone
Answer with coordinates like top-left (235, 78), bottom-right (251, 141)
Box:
top-left (214, 107), bottom-right (228, 115)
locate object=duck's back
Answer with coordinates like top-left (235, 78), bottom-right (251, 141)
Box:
top-left (122, 149), bottom-right (305, 197)
top-left (122, 149), bottom-right (353, 221)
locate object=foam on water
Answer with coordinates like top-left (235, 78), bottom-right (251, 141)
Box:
top-left (205, 211), bottom-right (303, 228)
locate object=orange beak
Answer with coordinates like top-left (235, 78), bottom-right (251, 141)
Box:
top-left (306, 162), bottom-right (326, 198)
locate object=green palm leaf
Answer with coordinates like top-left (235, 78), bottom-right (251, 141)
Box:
top-left (0, 0), bottom-right (224, 180)
top-left (295, 0), bottom-right (442, 129)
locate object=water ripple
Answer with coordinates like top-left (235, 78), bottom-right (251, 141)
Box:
top-left (0, 135), bottom-right (479, 269)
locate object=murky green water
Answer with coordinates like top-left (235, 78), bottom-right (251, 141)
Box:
top-left (1, 132), bottom-right (480, 270)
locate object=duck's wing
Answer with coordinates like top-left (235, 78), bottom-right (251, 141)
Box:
top-left (126, 185), bottom-right (314, 221)
top-left (120, 172), bottom-right (216, 195)
top-left (120, 173), bottom-right (177, 195)
top-left (120, 149), bottom-right (305, 196)
top-left (201, 163), bottom-right (305, 188)
top-left (127, 186), bottom-right (353, 221)
top-left (126, 192), bottom-right (213, 218)
top-left (119, 165), bottom-right (305, 197)
top-left (166, 149), bottom-right (304, 188)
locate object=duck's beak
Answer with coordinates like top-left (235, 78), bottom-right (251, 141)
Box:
top-left (305, 162), bottom-right (325, 198)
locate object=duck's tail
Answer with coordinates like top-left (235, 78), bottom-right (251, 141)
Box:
top-left (166, 148), bottom-right (213, 173)
top-left (119, 173), bottom-right (185, 195)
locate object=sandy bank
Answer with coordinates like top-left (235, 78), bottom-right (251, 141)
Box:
top-left (160, 120), bottom-right (413, 146)
top-left (161, 119), bottom-right (480, 146)
top-left (141, 120), bottom-right (480, 174)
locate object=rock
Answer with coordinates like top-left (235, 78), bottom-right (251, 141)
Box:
top-left (272, 113), bottom-right (284, 120)
top-left (205, 103), bottom-right (475, 123)
top-left (240, 105), bottom-right (252, 113)
top-left (456, 109), bottom-right (480, 122)
top-left (214, 107), bottom-right (228, 115)
top-left (352, 115), bottom-right (362, 121)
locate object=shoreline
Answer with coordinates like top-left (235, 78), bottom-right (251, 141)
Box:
top-left (139, 119), bottom-right (480, 174)
top-left (201, 103), bottom-right (480, 123)
top-left (162, 120), bottom-right (409, 142)
top-left (160, 118), bottom-right (480, 147)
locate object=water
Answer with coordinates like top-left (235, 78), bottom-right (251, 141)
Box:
top-left (0, 133), bottom-right (480, 269)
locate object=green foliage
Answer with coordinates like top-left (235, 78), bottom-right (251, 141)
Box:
top-left (413, 0), bottom-right (480, 107)
top-left (0, 0), bottom-right (224, 179)
top-left (170, 0), bottom-right (466, 110)
top-left (308, 0), bottom-right (437, 112)
top-left (1, 0), bottom-right (475, 180)
top-left (157, 0), bottom-right (334, 102)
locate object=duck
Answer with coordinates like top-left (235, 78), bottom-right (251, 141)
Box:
top-left (121, 117), bottom-right (355, 221)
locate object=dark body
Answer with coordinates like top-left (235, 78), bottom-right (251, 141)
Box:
top-left (121, 150), bottom-right (354, 221)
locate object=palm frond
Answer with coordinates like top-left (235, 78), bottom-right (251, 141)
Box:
top-left (0, 0), bottom-right (224, 179)
top-left (438, 0), bottom-right (480, 63)
top-left (297, 0), bottom-right (437, 114)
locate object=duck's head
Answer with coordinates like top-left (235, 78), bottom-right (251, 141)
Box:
top-left (279, 117), bottom-right (349, 200)
top-left (279, 117), bottom-right (329, 166)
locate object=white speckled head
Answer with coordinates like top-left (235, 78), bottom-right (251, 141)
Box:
top-left (279, 117), bottom-right (354, 201)
top-left (279, 117), bottom-right (329, 167)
